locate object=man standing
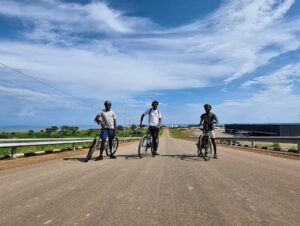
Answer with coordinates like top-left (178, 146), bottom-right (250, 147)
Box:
top-left (94, 101), bottom-right (117, 161)
top-left (140, 101), bottom-right (162, 157)
top-left (200, 104), bottom-right (219, 159)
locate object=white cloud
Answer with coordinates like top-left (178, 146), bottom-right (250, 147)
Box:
top-left (0, 0), bottom-right (300, 124)
top-left (241, 63), bottom-right (300, 87)
top-left (0, 0), bottom-right (152, 36)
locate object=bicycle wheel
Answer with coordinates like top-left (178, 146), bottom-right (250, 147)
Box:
top-left (197, 136), bottom-right (202, 157)
top-left (85, 137), bottom-right (99, 162)
top-left (203, 137), bottom-right (213, 161)
top-left (105, 137), bottom-right (119, 156)
top-left (138, 135), bottom-right (150, 158)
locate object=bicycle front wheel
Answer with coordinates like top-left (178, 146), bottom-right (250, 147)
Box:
top-left (138, 135), bottom-right (149, 158)
top-left (203, 138), bottom-right (213, 161)
top-left (85, 137), bottom-right (99, 162)
top-left (105, 137), bottom-right (119, 156)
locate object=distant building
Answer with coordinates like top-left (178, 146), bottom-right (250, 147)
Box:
top-left (225, 124), bottom-right (300, 136)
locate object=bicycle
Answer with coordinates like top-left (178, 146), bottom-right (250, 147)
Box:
top-left (196, 124), bottom-right (213, 161)
top-left (85, 131), bottom-right (119, 162)
top-left (138, 126), bottom-right (159, 158)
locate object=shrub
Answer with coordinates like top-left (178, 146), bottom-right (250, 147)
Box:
top-left (271, 142), bottom-right (281, 151)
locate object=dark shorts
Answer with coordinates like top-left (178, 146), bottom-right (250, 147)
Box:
top-left (100, 129), bottom-right (115, 140)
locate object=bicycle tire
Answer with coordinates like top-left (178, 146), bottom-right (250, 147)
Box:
top-left (105, 137), bottom-right (119, 156)
top-left (85, 137), bottom-right (99, 162)
top-left (138, 135), bottom-right (149, 158)
top-left (203, 138), bottom-right (213, 161)
top-left (197, 135), bottom-right (202, 157)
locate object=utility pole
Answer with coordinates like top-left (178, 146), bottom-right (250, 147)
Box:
top-left (129, 113), bottom-right (131, 129)
top-left (124, 111), bottom-right (127, 137)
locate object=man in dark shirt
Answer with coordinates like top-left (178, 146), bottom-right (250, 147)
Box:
top-left (200, 104), bottom-right (219, 158)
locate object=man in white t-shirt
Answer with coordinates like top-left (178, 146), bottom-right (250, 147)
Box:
top-left (94, 100), bottom-right (117, 161)
top-left (140, 100), bottom-right (162, 156)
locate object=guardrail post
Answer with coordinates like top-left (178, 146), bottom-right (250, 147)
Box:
top-left (298, 143), bottom-right (300, 153)
top-left (72, 143), bottom-right (76, 151)
top-left (11, 147), bottom-right (17, 157)
top-left (251, 141), bottom-right (254, 148)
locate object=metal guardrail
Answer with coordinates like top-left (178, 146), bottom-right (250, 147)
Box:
top-left (0, 137), bottom-right (141, 157)
top-left (185, 136), bottom-right (300, 153)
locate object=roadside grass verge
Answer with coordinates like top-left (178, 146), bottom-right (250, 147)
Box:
top-left (169, 129), bottom-right (191, 139)
top-left (0, 142), bottom-right (92, 156)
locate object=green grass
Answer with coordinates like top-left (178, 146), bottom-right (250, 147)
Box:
top-left (0, 142), bottom-right (92, 156)
top-left (169, 129), bottom-right (190, 139)
top-left (0, 127), bottom-right (146, 157)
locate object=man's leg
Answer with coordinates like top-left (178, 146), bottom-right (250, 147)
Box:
top-left (108, 129), bottom-right (116, 159)
top-left (95, 129), bottom-right (107, 161)
top-left (149, 127), bottom-right (157, 155)
top-left (210, 130), bottom-right (218, 158)
top-left (211, 138), bottom-right (217, 158)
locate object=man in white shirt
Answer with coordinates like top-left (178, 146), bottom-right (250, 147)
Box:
top-left (140, 101), bottom-right (162, 156)
top-left (94, 101), bottom-right (117, 161)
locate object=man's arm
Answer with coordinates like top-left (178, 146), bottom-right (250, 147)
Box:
top-left (113, 119), bottom-right (117, 135)
top-left (199, 115), bottom-right (204, 126)
top-left (140, 114), bottom-right (145, 127)
top-left (94, 114), bottom-right (101, 125)
top-left (213, 114), bottom-right (219, 124)
top-left (158, 118), bottom-right (162, 128)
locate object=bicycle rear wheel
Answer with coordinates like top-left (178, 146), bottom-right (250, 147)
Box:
top-left (138, 135), bottom-right (151, 158)
top-left (85, 137), bottom-right (99, 162)
top-left (105, 137), bottom-right (119, 156)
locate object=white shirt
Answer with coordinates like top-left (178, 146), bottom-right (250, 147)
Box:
top-left (143, 108), bottom-right (162, 126)
top-left (97, 110), bottom-right (116, 129)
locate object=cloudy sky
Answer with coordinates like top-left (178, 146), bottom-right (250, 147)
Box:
top-left (0, 0), bottom-right (300, 126)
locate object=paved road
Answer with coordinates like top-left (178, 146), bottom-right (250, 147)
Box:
top-left (0, 130), bottom-right (299, 226)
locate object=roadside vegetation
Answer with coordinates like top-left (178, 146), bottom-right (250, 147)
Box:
top-left (168, 128), bottom-right (191, 139)
top-left (0, 125), bottom-right (146, 157)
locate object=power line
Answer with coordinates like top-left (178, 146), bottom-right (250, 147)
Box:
top-left (0, 62), bottom-right (78, 100)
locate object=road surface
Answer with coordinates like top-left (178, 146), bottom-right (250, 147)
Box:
top-left (0, 130), bottom-right (299, 226)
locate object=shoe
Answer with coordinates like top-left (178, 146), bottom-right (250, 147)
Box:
top-left (155, 152), bottom-right (160, 156)
top-left (95, 156), bottom-right (103, 161)
top-left (110, 155), bottom-right (117, 159)
top-left (214, 155), bottom-right (218, 159)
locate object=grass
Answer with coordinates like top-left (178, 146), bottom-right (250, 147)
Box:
top-left (0, 142), bottom-right (92, 156)
top-left (169, 129), bottom-right (190, 139)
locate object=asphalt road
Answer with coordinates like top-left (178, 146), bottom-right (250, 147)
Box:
top-left (0, 130), bottom-right (299, 226)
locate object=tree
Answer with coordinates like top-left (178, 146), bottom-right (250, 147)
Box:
top-left (130, 124), bottom-right (137, 130)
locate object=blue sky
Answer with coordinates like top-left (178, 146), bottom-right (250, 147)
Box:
top-left (1, 0), bottom-right (300, 127)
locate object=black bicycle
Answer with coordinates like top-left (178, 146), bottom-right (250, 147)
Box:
top-left (85, 132), bottom-right (119, 162)
top-left (138, 126), bottom-right (159, 158)
top-left (196, 124), bottom-right (213, 161)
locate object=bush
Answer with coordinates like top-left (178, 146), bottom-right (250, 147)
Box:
top-left (271, 142), bottom-right (281, 151)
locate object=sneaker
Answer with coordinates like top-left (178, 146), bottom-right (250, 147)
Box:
top-left (155, 152), bottom-right (160, 156)
top-left (110, 155), bottom-right (117, 159)
top-left (214, 155), bottom-right (218, 159)
top-left (95, 156), bottom-right (103, 161)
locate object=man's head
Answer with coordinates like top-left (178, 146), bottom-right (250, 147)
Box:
top-left (152, 100), bottom-right (159, 110)
top-left (204, 104), bottom-right (212, 113)
top-left (104, 100), bottom-right (112, 111)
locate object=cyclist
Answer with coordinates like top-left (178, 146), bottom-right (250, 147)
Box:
top-left (140, 100), bottom-right (162, 157)
top-left (94, 101), bottom-right (117, 161)
top-left (200, 104), bottom-right (219, 159)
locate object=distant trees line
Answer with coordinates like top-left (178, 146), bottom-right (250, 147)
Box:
top-left (0, 125), bottom-right (146, 138)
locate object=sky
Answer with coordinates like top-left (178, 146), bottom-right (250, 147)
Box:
top-left (0, 0), bottom-right (300, 127)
